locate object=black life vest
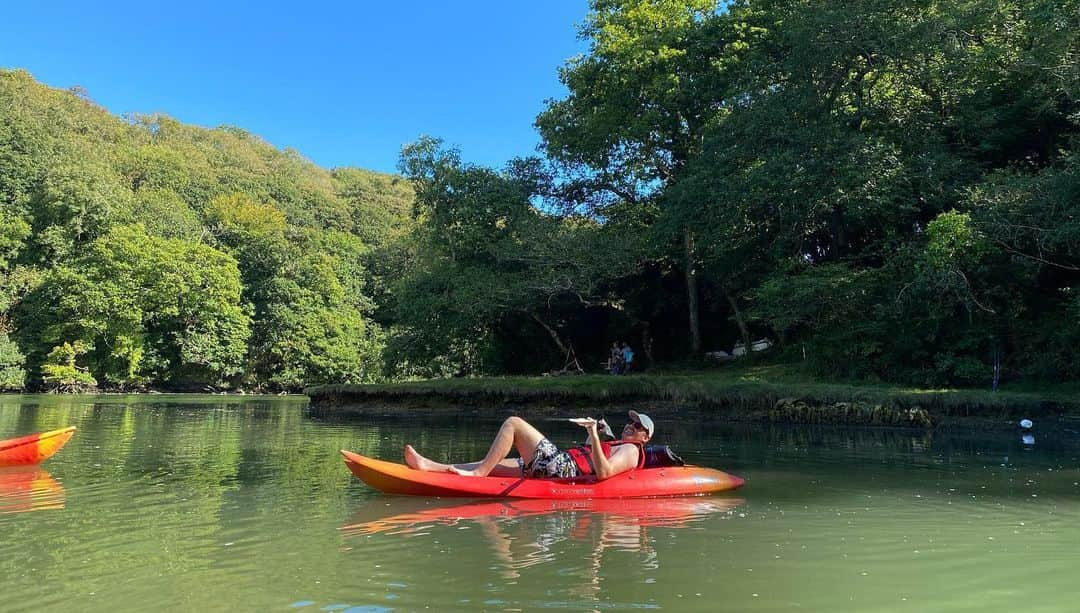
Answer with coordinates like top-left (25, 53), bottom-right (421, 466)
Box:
top-left (565, 441), bottom-right (645, 476)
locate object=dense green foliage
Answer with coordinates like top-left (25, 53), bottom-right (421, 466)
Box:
top-left (393, 0), bottom-right (1078, 387)
top-left (389, 138), bottom-right (640, 377)
top-left (2, 0), bottom-right (1076, 391)
top-left (0, 69), bottom-right (412, 391)
top-left (18, 225), bottom-right (251, 388)
top-left (39, 341), bottom-right (98, 393)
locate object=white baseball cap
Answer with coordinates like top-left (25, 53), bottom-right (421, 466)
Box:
top-left (628, 410), bottom-right (654, 438)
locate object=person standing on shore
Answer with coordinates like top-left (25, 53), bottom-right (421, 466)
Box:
top-left (621, 342), bottom-right (635, 374)
top-left (609, 342), bottom-right (623, 375)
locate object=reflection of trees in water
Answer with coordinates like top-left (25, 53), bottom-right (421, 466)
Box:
top-left (7, 396), bottom-right (1078, 606)
top-left (685, 422), bottom-right (934, 455)
top-left (0, 394), bottom-right (361, 605)
top-left (684, 422), bottom-right (1080, 466)
top-left (684, 422), bottom-right (1080, 502)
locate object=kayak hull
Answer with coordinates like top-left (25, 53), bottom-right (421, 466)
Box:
top-left (341, 450), bottom-right (745, 499)
top-left (0, 427), bottom-right (77, 467)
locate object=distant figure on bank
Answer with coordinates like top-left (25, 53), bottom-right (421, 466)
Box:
top-left (621, 342), bottom-right (635, 374)
top-left (609, 342), bottom-right (623, 375)
top-left (404, 411), bottom-right (655, 480)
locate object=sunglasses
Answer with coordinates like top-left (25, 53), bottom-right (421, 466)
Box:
top-left (627, 421), bottom-right (647, 432)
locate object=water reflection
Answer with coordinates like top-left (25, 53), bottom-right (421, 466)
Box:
top-left (0, 467), bottom-right (64, 514)
top-left (5, 395), bottom-right (1080, 611)
top-left (342, 496), bottom-right (743, 584)
top-left (344, 497), bottom-right (743, 536)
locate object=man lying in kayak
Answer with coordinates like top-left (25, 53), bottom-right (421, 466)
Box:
top-left (404, 410), bottom-right (655, 480)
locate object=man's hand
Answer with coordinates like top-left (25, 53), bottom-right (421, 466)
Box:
top-left (569, 417), bottom-right (613, 439)
top-left (570, 417), bottom-right (599, 437)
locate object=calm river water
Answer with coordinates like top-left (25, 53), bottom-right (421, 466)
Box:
top-left (1, 394), bottom-right (1077, 612)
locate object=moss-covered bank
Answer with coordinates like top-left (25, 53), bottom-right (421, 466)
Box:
top-left (305, 368), bottom-right (1079, 429)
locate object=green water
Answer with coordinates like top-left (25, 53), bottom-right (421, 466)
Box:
top-left (1, 395), bottom-right (1078, 612)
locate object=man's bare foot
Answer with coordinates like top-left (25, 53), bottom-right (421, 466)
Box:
top-left (404, 445), bottom-right (440, 471)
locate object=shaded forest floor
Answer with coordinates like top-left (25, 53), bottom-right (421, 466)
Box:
top-left (305, 363), bottom-right (1079, 429)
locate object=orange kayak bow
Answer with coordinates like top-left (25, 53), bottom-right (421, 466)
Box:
top-left (0, 426), bottom-right (77, 467)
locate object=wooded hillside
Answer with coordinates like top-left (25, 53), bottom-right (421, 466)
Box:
top-left (0, 68), bottom-right (413, 391)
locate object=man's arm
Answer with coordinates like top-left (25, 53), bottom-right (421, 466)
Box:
top-left (587, 429), bottom-right (639, 480)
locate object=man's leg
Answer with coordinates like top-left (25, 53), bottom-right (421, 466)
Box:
top-left (405, 416), bottom-right (548, 477)
top-left (404, 446), bottom-right (521, 476)
top-left (449, 416), bottom-right (548, 477)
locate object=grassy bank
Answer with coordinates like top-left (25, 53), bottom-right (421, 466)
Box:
top-left (305, 365), bottom-right (1079, 427)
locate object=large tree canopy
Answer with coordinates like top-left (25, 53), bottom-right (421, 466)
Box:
top-left (531, 0), bottom-right (1079, 384)
top-left (389, 138), bottom-right (641, 376)
top-left (18, 225), bottom-right (250, 388)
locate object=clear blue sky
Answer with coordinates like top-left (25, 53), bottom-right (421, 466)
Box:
top-left (1, 1), bottom-right (589, 174)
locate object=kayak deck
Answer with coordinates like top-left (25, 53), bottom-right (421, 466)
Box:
top-left (341, 450), bottom-right (745, 499)
top-left (0, 427), bottom-right (77, 467)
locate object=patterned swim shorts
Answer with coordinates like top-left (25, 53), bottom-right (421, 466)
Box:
top-left (520, 439), bottom-right (579, 478)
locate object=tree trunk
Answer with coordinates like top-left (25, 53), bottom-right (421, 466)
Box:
top-left (684, 227), bottom-right (702, 353)
top-left (525, 310), bottom-right (569, 356)
top-left (641, 321), bottom-right (654, 366)
top-left (726, 291), bottom-right (751, 355)
top-left (829, 207), bottom-right (846, 260)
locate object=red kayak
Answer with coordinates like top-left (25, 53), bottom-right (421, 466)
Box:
top-left (0, 426), bottom-right (77, 467)
top-left (341, 450), bottom-right (745, 499)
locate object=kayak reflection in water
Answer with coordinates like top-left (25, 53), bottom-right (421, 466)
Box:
top-left (340, 497), bottom-right (744, 584)
top-left (0, 467), bottom-right (65, 514)
top-left (404, 411), bottom-right (655, 480)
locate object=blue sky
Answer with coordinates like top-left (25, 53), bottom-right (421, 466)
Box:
top-left (1, 1), bottom-right (589, 174)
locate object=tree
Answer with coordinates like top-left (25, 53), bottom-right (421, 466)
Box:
top-left (201, 193), bottom-right (384, 389)
top-left (674, 0), bottom-right (1078, 383)
top-left (27, 154), bottom-right (133, 264)
top-left (0, 332), bottom-right (26, 390)
top-left (252, 233), bottom-right (386, 389)
top-left (40, 341), bottom-right (97, 393)
top-left (537, 0), bottom-right (740, 353)
top-left (392, 138), bottom-right (640, 376)
top-left (19, 226), bottom-right (251, 388)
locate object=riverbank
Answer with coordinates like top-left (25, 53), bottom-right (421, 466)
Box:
top-left (305, 365), bottom-right (1079, 429)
